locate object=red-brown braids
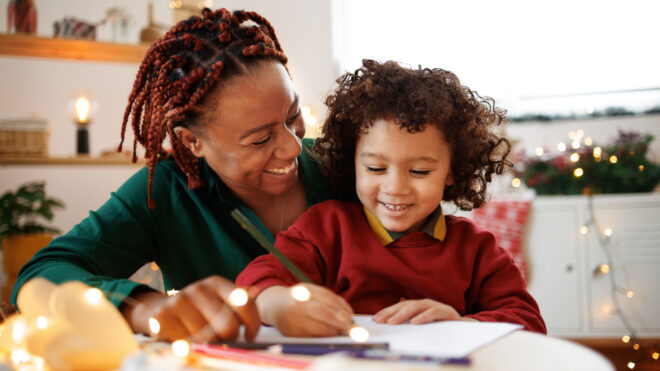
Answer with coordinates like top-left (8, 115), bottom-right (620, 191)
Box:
top-left (118, 8), bottom-right (288, 209)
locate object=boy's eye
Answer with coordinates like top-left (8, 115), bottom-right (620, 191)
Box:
top-left (410, 169), bottom-right (431, 175)
top-left (252, 135), bottom-right (271, 146)
top-left (366, 166), bottom-right (385, 173)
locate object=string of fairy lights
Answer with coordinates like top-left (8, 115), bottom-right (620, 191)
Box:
top-left (511, 130), bottom-right (660, 370)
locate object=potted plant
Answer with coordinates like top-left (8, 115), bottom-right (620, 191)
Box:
top-left (0, 181), bottom-right (64, 301)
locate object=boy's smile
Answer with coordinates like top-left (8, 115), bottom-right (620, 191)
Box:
top-left (355, 119), bottom-right (453, 233)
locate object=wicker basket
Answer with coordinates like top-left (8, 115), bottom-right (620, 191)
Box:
top-left (0, 116), bottom-right (49, 157)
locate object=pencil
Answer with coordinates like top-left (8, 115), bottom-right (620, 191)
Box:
top-left (192, 343), bottom-right (310, 369)
top-left (231, 208), bottom-right (312, 283)
top-left (269, 342), bottom-right (389, 355)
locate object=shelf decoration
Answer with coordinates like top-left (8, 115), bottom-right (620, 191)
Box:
top-left (513, 130), bottom-right (660, 195)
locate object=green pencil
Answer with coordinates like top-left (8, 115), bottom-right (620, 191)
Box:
top-left (231, 208), bottom-right (312, 283)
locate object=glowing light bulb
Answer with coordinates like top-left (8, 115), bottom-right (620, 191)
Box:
top-left (229, 288), bottom-right (249, 307)
top-left (604, 228), bottom-right (612, 237)
top-left (348, 325), bottom-right (370, 343)
top-left (291, 285), bottom-right (311, 302)
top-left (593, 147), bottom-right (602, 157)
top-left (633, 344), bottom-right (640, 350)
top-left (85, 288), bottom-right (103, 305)
top-left (172, 339), bottom-right (190, 357)
top-left (584, 137), bottom-right (593, 146)
top-left (599, 264), bottom-right (610, 274)
top-left (652, 352), bottom-right (659, 360)
top-left (74, 96), bottom-right (91, 123)
top-left (11, 349), bottom-right (30, 365)
top-left (639, 165), bottom-right (645, 172)
top-left (511, 178), bottom-right (521, 188)
top-left (149, 317), bottom-right (160, 335)
top-left (580, 226), bottom-right (588, 234)
top-left (622, 335), bottom-right (631, 343)
top-left (167, 289), bottom-right (180, 296)
top-left (570, 152), bottom-right (580, 162)
top-left (628, 361), bottom-right (635, 369)
top-left (573, 168), bottom-right (584, 177)
top-left (626, 291), bottom-right (634, 298)
top-left (556, 142), bottom-right (567, 152)
top-left (610, 155), bottom-right (618, 164)
top-left (534, 147), bottom-right (544, 156)
top-left (35, 316), bottom-right (48, 330)
top-left (571, 140), bottom-right (581, 150)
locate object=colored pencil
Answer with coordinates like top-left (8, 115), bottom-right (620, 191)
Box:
top-left (347, 348), bottom-right (471, 365)
top-left (192, 343), bottom-right (310, 369)
top-left (213, 341), bottom-right (389, 351)
top-left (231, 208), bottom-right (312, 283)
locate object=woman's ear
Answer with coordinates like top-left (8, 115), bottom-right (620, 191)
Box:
top-left (174, 126), bottom-right (204, 157)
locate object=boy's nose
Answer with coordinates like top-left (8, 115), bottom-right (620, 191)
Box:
top-left (384, 171), bottom-right (410, 195)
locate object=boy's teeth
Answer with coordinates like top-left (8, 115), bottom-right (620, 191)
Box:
top-left (265, 162), bottom-right (295, 174)
top-left (382, 203), bottom-right (410, 211)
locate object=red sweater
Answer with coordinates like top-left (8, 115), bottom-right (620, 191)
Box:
top-left (237, 200), bottom-right (546, 333)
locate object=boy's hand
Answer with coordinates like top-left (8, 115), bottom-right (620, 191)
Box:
top-left (256, 284), bottom-right (354, 337)
top-left (373, 298), bottom-right (476, 325)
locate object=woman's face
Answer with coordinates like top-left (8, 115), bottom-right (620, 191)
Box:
top-left (178, 61), bottom-right (305, 200)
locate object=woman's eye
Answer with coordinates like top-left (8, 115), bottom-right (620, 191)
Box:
top-left (286, 110), bottom-right (302, 125)
top-left (252, 135), bottom-right (271, 146)
top-left (411, 169), bottom-right (431, 175)
top-left (366, 167), bottom-right (385, 173)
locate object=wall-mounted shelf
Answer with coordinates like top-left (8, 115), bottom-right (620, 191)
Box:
top-left (0, 34), bottom-right (148, 64)
top-left (0, 156), bottom-right (144, 166)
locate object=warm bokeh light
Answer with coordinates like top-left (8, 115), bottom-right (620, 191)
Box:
top-left (639, 165), bottom-right (645, 172)
top-left (573, 168), bottom-right (584, 177)
top-left (633, 343), bottom-right (640, 350)
top-left (291, 285), bottom-right (311, 302)
top-left (571, 140), bottom-right (581, 150)
top-left (652, 352), bottom-right (659, 360)
top-left (622, 335), bottom-right (631, 343)
top-left (556, 142), bottom-right (567, 152)
top-left (584, 137), bottom-right (593, 146)
top-left (604, 228), bottom-right (612, 237)
top-left (609, 155), bottom-right (618, 164)
top-left (511, 178), bottom-right (521, 188)
top-left (172, 339), bottom-right (190, 357)
top-left (570, 152), bottom-right (580, 162)
top-left (628, 361), bottom-right (635, 369)
top-left (534, 147), bottom-right (544, 156)
top-left (12, 319), bottom-right (26, 343)
top-left (580, 226), bottom-right (588, 234)
top-left (149, 317), bottom-right (160, 335)
top-left (626, 291), bottom-right (634, 299)
top-left (348, 325), bottom-right (370, 343)
top-left (35, 316), bottom-right (48, 330)
top-left (229, 288), bottom-right (249, 307)
top-left (167, 289), bottom-right (180, 296)
top-left (593, 146), bottom-right (602, 157)
top-left (599, 264), bottom-right (610, 274)
top-left (85, 288), bottom-right (103, 306)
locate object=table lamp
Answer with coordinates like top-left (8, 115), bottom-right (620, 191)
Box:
top-left (71, 94), bottom-right (94, 155)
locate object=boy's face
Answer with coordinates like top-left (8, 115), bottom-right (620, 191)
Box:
top-left (355, 119), bottom-right (453, 233)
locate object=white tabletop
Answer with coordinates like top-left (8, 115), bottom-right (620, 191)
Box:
top-left (306, 331), bottom-right (614, 371)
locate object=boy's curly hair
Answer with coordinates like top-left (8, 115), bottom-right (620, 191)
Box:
top-left (314, 59), bottom-right (511, 211)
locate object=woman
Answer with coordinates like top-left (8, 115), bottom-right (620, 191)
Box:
top-left (12, 8), bottom-right (353, 342)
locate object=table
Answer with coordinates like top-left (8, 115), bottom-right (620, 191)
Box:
top-left (299, 331), bottom-right (614, 371)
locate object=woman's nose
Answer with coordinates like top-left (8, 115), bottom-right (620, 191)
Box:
top-left (275, 122), bottom-right (303, 159)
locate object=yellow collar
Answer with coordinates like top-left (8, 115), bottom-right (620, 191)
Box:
top-left (363, 206), bottom-right (446, 246)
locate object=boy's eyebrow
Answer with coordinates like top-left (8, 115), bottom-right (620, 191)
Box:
top-left (359, 152), bottom-right (439, 163)
top-left (239, 94), bottom-right (300, 140)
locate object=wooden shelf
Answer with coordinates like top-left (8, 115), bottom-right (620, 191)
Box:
top-left (0, 34), bottom-right (149, 63)
top-left (0, 156), bottom-right (144, 166)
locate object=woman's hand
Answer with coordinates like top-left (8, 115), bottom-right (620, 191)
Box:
top-left (121, 275), bottom-right (260, 342)
top-left (373, 298), bottom-right (476, 325)
top-left (256, 284), bottom-right (354, 337)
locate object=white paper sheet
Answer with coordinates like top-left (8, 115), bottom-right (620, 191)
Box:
top-left (250, 315), bottom-right (522, 358)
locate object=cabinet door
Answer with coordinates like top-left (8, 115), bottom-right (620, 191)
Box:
top-left (525, 198), bottom-right (583, 335)
top-left (586, 195), bottom-right (660, 335)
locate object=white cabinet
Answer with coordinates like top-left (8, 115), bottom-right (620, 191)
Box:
top-left (524, 194), bottom-right (660, 337)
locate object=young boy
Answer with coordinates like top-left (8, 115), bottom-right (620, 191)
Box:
top-left (237, 59), bottom-right (546, 337)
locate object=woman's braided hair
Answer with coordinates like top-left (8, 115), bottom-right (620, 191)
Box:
top-left (315, 59), bottom-right (512, 211)
top-left (118, 8), bottom-right (288, 209)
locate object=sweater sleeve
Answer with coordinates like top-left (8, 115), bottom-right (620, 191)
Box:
top-left (11, 167), bottom-right (159, 308)
top-left (463, 231), bottom-right (547, 333)
top-left (236, 210), bottom-right (328, 292)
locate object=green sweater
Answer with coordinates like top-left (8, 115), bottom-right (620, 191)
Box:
top-left (11, 139), bottom-right (335, 307)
